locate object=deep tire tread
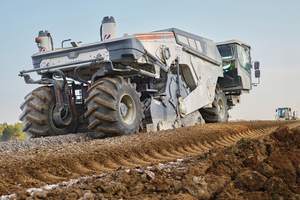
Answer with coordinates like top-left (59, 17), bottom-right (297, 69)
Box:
top-left (32, 91), bottom-right (47, 102)
top-left (20, 86), bottom-right (77, 138)
top-left (96, 85), bottom-right (115, 99)
top-left (103, 77), bottom-right (117, 85)
top-left (94, 112), bottom-right (116, 122)
top-left (84, 105), bottom-right (99, 118)
top-left (103, 77), bottom-right (118, 91)
top-left (21, 122), bottom-right (31, 132)
top-left (93, 97), bottom-right (116, 110)
top-left (27, 102), bottom-right (44, 113)
top-left (85, 76), bottom-right (143, 137)
top-left (20, 96), bottom-right (34, 109)
top-left (97, 127), bottom-right (119, 134)
top-left (26, 116), bottom-right (45, 125)
top-left (87, 80), bottom-right (104, 93)
top-left (19, 108), bottom-right (30, 121)
top-left (88, 120), bottom-right (101, 130)
top-left (28, 129), bottom-right (48, 136)
top-left (84, 91), bottom-right (100, 104)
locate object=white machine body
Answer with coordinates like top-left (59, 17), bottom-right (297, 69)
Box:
top-left (21, 16), bottom-right (259, 138)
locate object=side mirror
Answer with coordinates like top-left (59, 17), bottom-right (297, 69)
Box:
top-left (254, 61), bottom-right (260, 70)
top-left (255, 70), bottom-right (260, 78)
top-left (252, 61), bottom-right (261, 86)
top-left (276, 109), bottom-right (277, 112)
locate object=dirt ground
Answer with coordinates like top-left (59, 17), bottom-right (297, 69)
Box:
top-left (1, 121), bottom-right (300, 199)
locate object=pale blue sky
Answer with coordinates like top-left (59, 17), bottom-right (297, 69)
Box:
top-left (0, 0), bottom-right (299, 123)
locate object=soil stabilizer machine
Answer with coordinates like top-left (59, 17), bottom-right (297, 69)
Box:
top-left (19, 16), bottom-right (260, 138)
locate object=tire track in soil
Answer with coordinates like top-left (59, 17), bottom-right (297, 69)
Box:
top-left (0, 120), bottom-right (299, 195)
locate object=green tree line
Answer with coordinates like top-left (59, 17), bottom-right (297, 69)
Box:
top-left (0, 122), bottom-right (27, 142)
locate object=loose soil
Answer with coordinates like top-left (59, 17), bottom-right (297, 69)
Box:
top-left (1, 120), bottom-right (300, 199)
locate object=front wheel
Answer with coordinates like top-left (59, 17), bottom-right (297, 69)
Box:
top-left (85, 77), bottom-right (143, 138)
top-left (200, 85), bottom-right (228, 123)
top-left (19, 86), bottom-right (77, 138)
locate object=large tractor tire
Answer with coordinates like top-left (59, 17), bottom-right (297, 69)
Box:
top-left (85, 77), bottom-right (143, 138)
top-left (19, 86), bottom-right (77, 138)
top-left (200, 85), bottom-right (228, 123)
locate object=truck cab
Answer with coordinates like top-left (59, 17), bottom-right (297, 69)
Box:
top-left (216, 40), bottom-right (260, 109)
top-left (276, 107), bottom-right (298, 120)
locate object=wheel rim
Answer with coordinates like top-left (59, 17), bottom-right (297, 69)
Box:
top-left (119, 94), bottom-right (136, 125)
top-left (217, 97), bottom-right (225, 119)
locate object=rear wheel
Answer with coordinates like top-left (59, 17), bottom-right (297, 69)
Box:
top-left (19, 86), bottom-right (77, 138)
top-left (200, 85), bottom-right (228, 123)
top-left (85, 77), bottom-right (143, 138)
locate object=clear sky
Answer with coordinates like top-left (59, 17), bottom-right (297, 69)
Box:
top-left (0, 0), bottom-right (299, 124)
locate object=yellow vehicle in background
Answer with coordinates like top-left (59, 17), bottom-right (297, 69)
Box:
top-left (275, 107), bottom-right (299, 120)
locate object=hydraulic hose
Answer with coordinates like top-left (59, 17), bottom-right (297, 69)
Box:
top-left (74, 61), bottom-right (98, 84)
top-left (49, 69), bottom-right (67, 90)
top-left (49, 69), bottom-right (68, 104)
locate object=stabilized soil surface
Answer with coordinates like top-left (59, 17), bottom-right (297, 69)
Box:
top-left (1, 121), bottom-right (300, 199)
